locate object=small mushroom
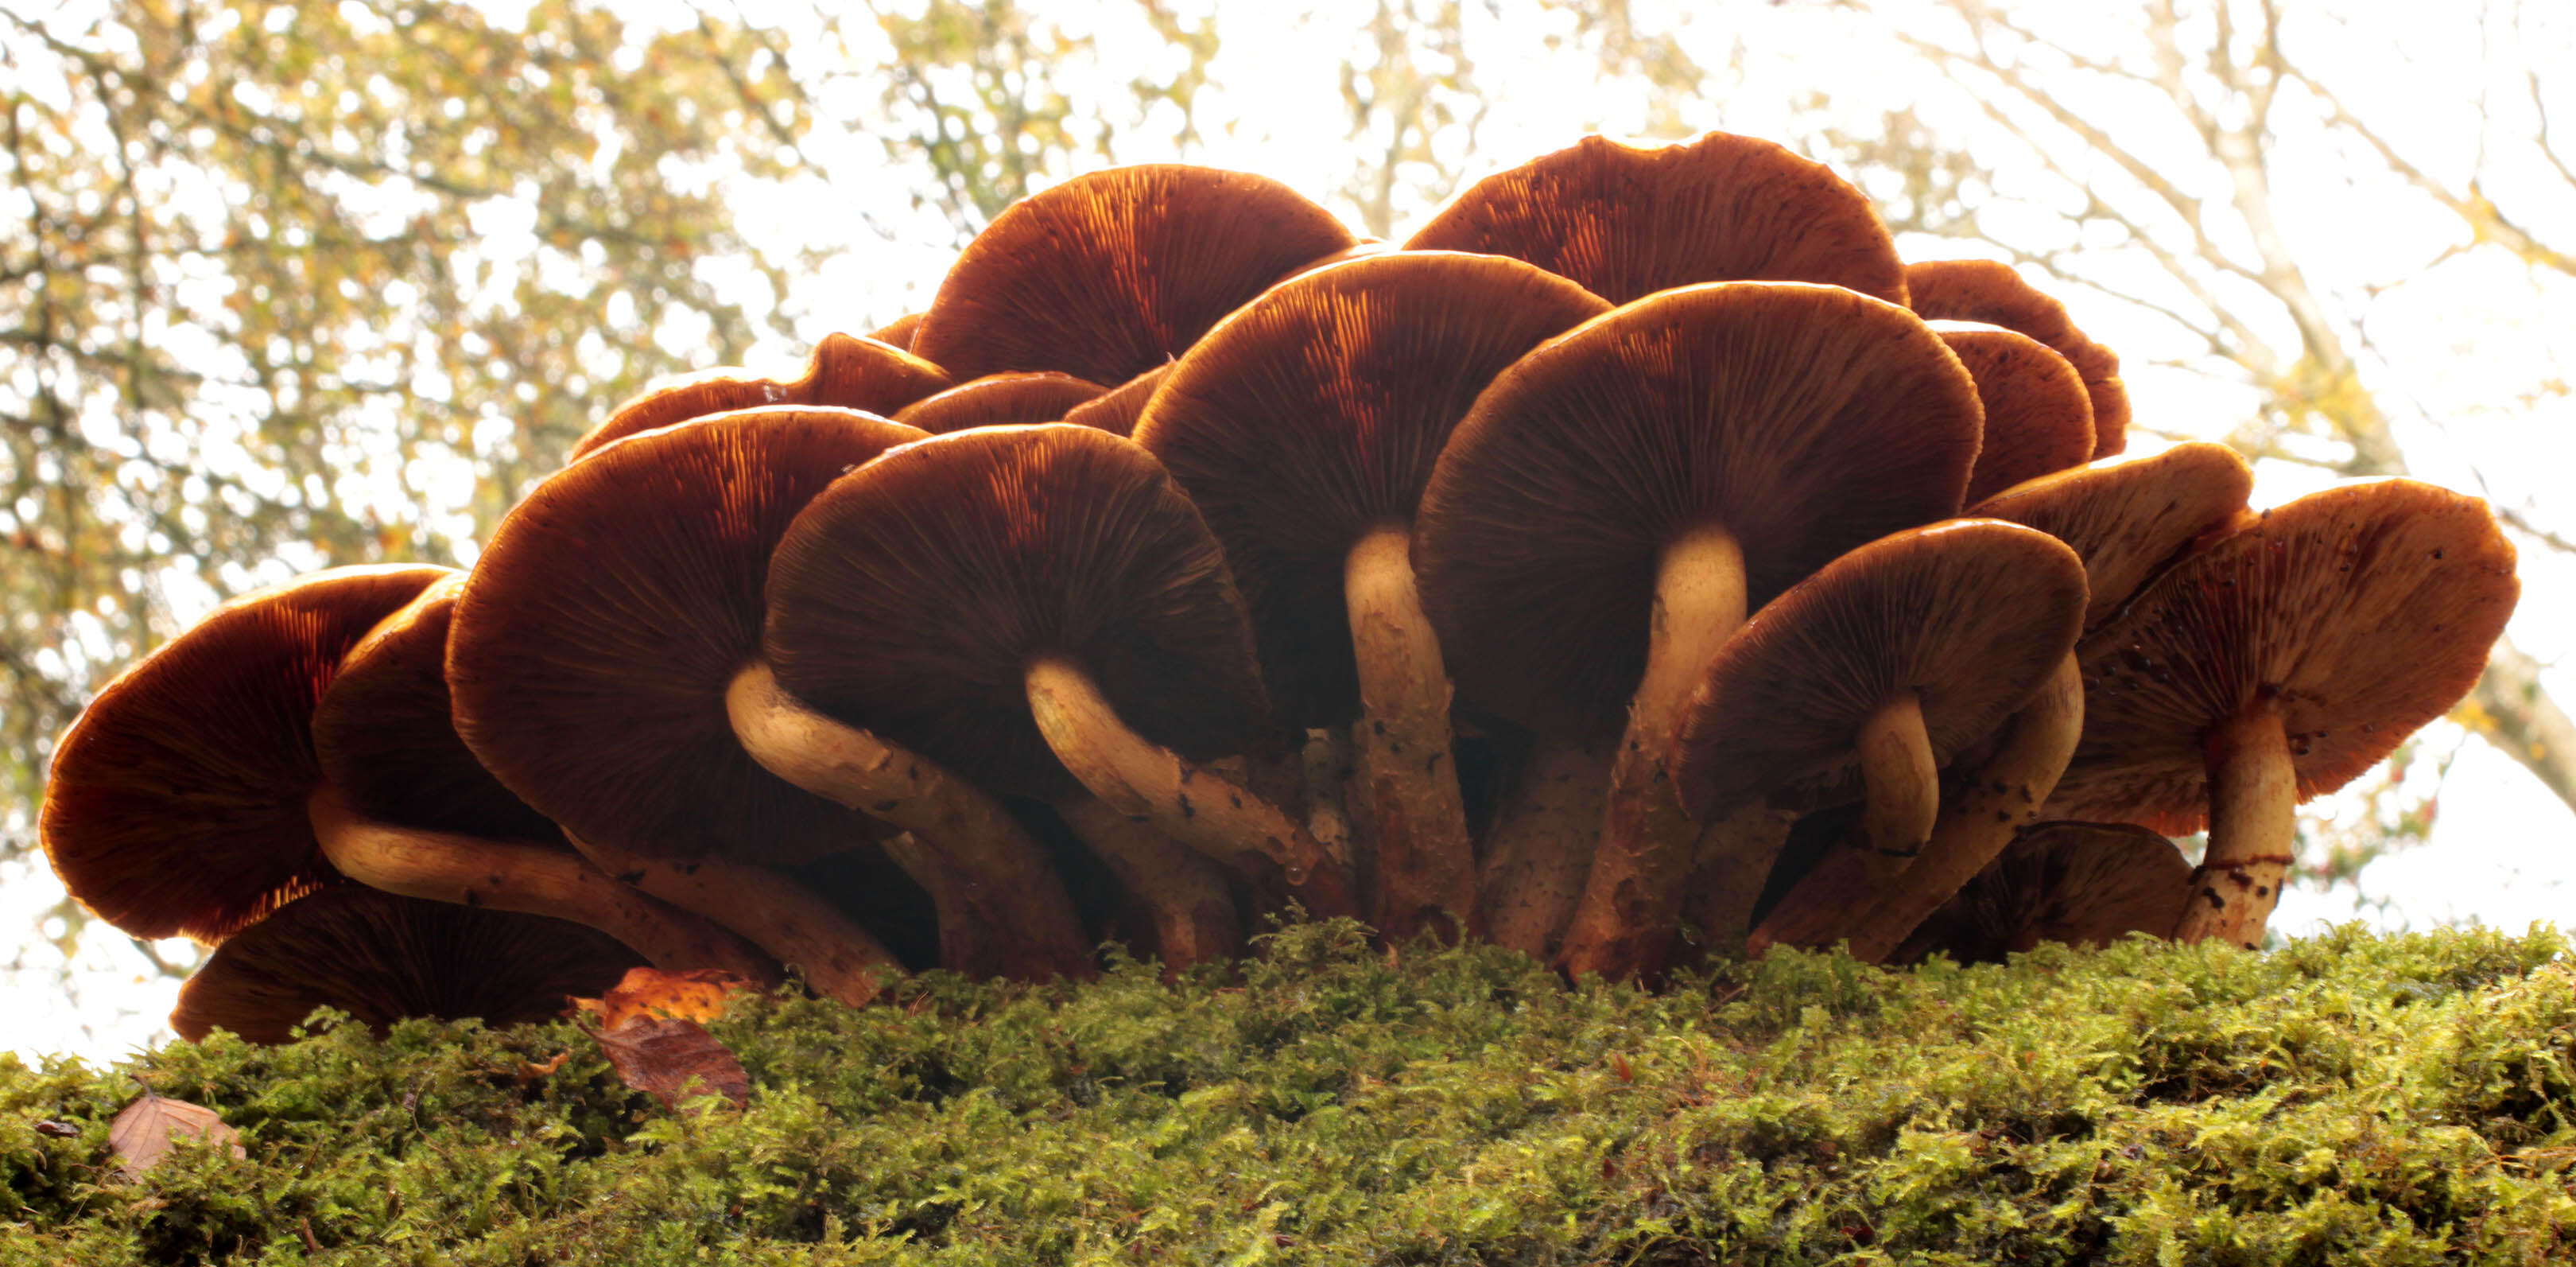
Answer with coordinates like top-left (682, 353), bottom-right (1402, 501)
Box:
top-left (1404, 131), bottom-right (1907, 305)
top-left (892, 371), bottom-right (1109, 435)
top-left (1905, 259), bottom-right (2129, 457)
top-left (1929, 322), bottom-right (2096, 503)
top-left (171, 887), bottom-right (642, 1044)
top-left (2051, 480), bottom-right (2518, 949)
top-left (568, 333), bottom-right (950, 461)
top-left (1889, 821), bottom-right (2193, 965)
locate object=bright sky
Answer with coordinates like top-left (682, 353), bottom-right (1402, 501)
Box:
top-left (8, 0), bottom-right (2573, 1064)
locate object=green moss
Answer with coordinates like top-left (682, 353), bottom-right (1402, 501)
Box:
top-left (6, 921), bottom-right (2574, 1264)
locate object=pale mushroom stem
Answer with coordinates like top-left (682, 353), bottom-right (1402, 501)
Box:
top-left (1344, 523), bottom-right (1479, 942)
top-left (724, 662), bottom-right (1099, 981)
top-left (1856, 690), bottom-right (1940, 879)
top-left (1558, 525), bottom-right (1748, 980)
top-left (1476, 740), bottom-right (1611, 958)
top-left (2171, 698), bottom-right (2297, 950)
top-left (1023, 655), bottom-right (1360, 919)
top-left (1300, 725), bottom-right (1357, 869)
top-left (305, 786), bottom-right (778, 984)
top-left (1053, 795), bottom-right (1241, 975)
top-left (561, 830), bottom-right (902, 1008)
top-left (1847, 653), bottom-right (2082, 963)
top-left (1674, 803), bottom-right (1800, 961)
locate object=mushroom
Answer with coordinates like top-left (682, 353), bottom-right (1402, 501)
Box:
top-left (1413, 281), bottom-right (1984, 981)
top-left (908, 165), bottom-right (1357, 386)
top-left (1904, 259), bottom-right (2129, 457)
top-left (1472, 740), bottom-right (1612, 958)
top-left (320, 575), bottom-right (898, 1006)
top-left (1061, 365), bottom-right (1170, 438)
top-left (1930, 322), bottom-right (2097, 503)
top-left (2050, 480), bottom-right (2518, 948)
top-left (1888, 822), bottom-right (2193, 965)
top-left (892, 371), bottom-right (1111, 435)
top-left (756, 424), bottom-right (1360, 929)
top-left (1134, 250), bottom-right (1609, 942)
top-left (869, 312), bottom-right (924, 349)
top-left (1831, 442), bottom-right (2255, 962)
top-left (568, 332), bottom-right (951, 462)
top-left (1403, 132), bottom-right (1907, 305)
top-left (450, 406), bottom-right (1098, 982)
top-left (171, 887), bottom-right (641, 1045)
top-left (1675, 520), bottom-right (2087, 958)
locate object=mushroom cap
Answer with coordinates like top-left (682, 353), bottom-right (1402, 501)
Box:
top-left (1969, 441), bottom-right (2255, 629)
top-left (1931, 323), bottom-right (2096, 503)
top-left (1892, 821), bottom-right (2192, 964)
top-left (764, 424), bottom-right (1271, 800)
top-left (41, 565), bottom-right (451, 942)
top-left (1402, 132), bottom-right (1907, 306)
top-left (1414, 281), bottom-right (1985, 739)
top-left (450, 407), bottom-right (928, 861)
top-left (892, 371), bottom-right (1108, 435)
top-left (1133, 250), bottom-right (1611, 723)
top-left (310, 574), bottom-right (563, 845)
top-left (1672, 519), bottom-right (2088, 817)
top-left (869, 313), bottom-right (924, 349)
top-left (1061, 364), bottom-right (1170, 438)
top-left (568, 333), bottom-right (949, 461)
top-left (1905, 259), bottom-right (2129, 457)
top-left (908, 165), bottom-right (1357, 386)
top-left (170, 887), bottom-right (640, 1044)
top-left (2051, 480), bottom-right (2520, 833)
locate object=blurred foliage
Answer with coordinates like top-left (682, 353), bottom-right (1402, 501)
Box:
top-left (5, 920), bottom-right (2574, 1261)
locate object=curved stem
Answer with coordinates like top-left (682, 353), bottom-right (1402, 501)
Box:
top-left (726, 662), bottom-right (1097, 981)
top-left (1558, 526), bottom-right (1748, 981)
top-left (1670, 802), bottom-right (1799, 963)
top-left (1856, 690), bottom-right (1939, 881)
top-left (1053, 795), bottom-right (1241, 975)
top-left (1024, 656), bottom-right (1359, 919)
top-left (1345, 525), bottom-right (1478, 943)
top-left (2171, 698), bottom-right (2296, 950)
top-left (563, 831), bottom-right (901, 1008)
top-left (1476, 740), bottom-right (1611, 959)
top-left (1848, 654), bottom-right (2083, 963)
top-left (306, 786), bottom-right (778, 984)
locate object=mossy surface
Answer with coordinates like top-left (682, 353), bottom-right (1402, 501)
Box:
top-left (5, 921), bottom-right (2573, 1265)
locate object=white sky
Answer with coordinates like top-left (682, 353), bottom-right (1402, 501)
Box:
top-left (8, 0), bottom-right (2574, 1064)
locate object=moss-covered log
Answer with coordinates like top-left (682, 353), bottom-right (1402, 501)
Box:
top-left (6, 922), bottom-right (2574, 1264)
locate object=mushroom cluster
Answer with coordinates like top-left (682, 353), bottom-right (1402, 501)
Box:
top-left (40, 132), bottom-right (2521, 1040)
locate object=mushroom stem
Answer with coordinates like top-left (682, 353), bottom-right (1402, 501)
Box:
top-left (1743, 831), bottom-right (1876, 957)
top-left (1847, 653), bottom-right (2082, 963)
top-left (1053, 795), bottom-right (1241, 975)
top-left (561, 831), bottom-right (902, 1008)
top-left (1856, 690), bottom-right (1940, 879)
top-left (1674, 803), bottom-right (1801, 962)
top-left (2172, 698), bottom-right (2297, 950)
top-left (1476, 740), bottom-right (1611, 958)
top-left (1300, 726), bottom-right (1356, 868)
top-left (1023, 655), bottom-right (1359, 919)
top-left (1557, 525), bottom-right (1748, 980)
top-left (305, 786), bottom-right (778, 984)
top-left (1344, 523), bottom-right (1478, 942)
top-left (724, 662), bottom-right (1098, 981)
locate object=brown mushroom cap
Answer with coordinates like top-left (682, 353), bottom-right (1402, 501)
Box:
top-left (1134, 250), bottom-right (1610, 722)
top-left (568, 333), bottom-right (950, 461)
top-left (1892, 821), bottom-right (2192, 964)
top-left (41, 565), bottom-right (451, 942)
top-left (869, 312), bottom-right (923, 349)
top-left (763, 424), bottom-right (1271, 800)
top-left (310, 574), bottom-right (562, 845)
top-left (1931, 323), bottom-right (2096, 503)
top-left (450, 407), bottom-right (927, 861)
top-left (1969, 441), bottom-right (2255, 630)
top-left (1061, 364), bottom-right (1170, 437)
top-left (1906, 259), bottom-right (2129, 457)
top-left (170, 887), bottom-right (641, 1044)
top-left (2051, 480), bottom-right (2519, 833)
top-left (1673, 519), bottom-right (2088, 817)
top-left (892, 371), bottom-right (1108, 435)
top-left (1402, 132), bottom-right (1907, 306)
top-left (908, 165), bottom-right (1358, 387)
top-left (1413, 281), bottom-right (1984, 739)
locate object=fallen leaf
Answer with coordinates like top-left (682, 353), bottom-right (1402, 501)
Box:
top-left (514, 1051), bottom-right (570, 1083)
top-left (585, 1014), bottom-right (750, 1110)
top-left (108, 1090), bottom-right (246, 1180)
top-left (572, 966), bottom-right (752, 1030)
top-left (33, 1119), bottom-right (78, 1138)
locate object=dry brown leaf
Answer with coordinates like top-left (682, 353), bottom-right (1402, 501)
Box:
top-left (514, 1051), bottom-right (571, 1083)
top-left (108, 1090), bottom-right (246, 1180)
top-left (572, 966), bottom-right (753, 1030)
top-left (585, 1014), bottom-right (750, 1110)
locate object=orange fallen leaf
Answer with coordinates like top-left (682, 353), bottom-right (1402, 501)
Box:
top-left (108, 1090), bottom-right (246, 1180)
top-left (572, 966), bottom-right (752, 1030)
top-left (584, 1014), bottom-right (750, 1110)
